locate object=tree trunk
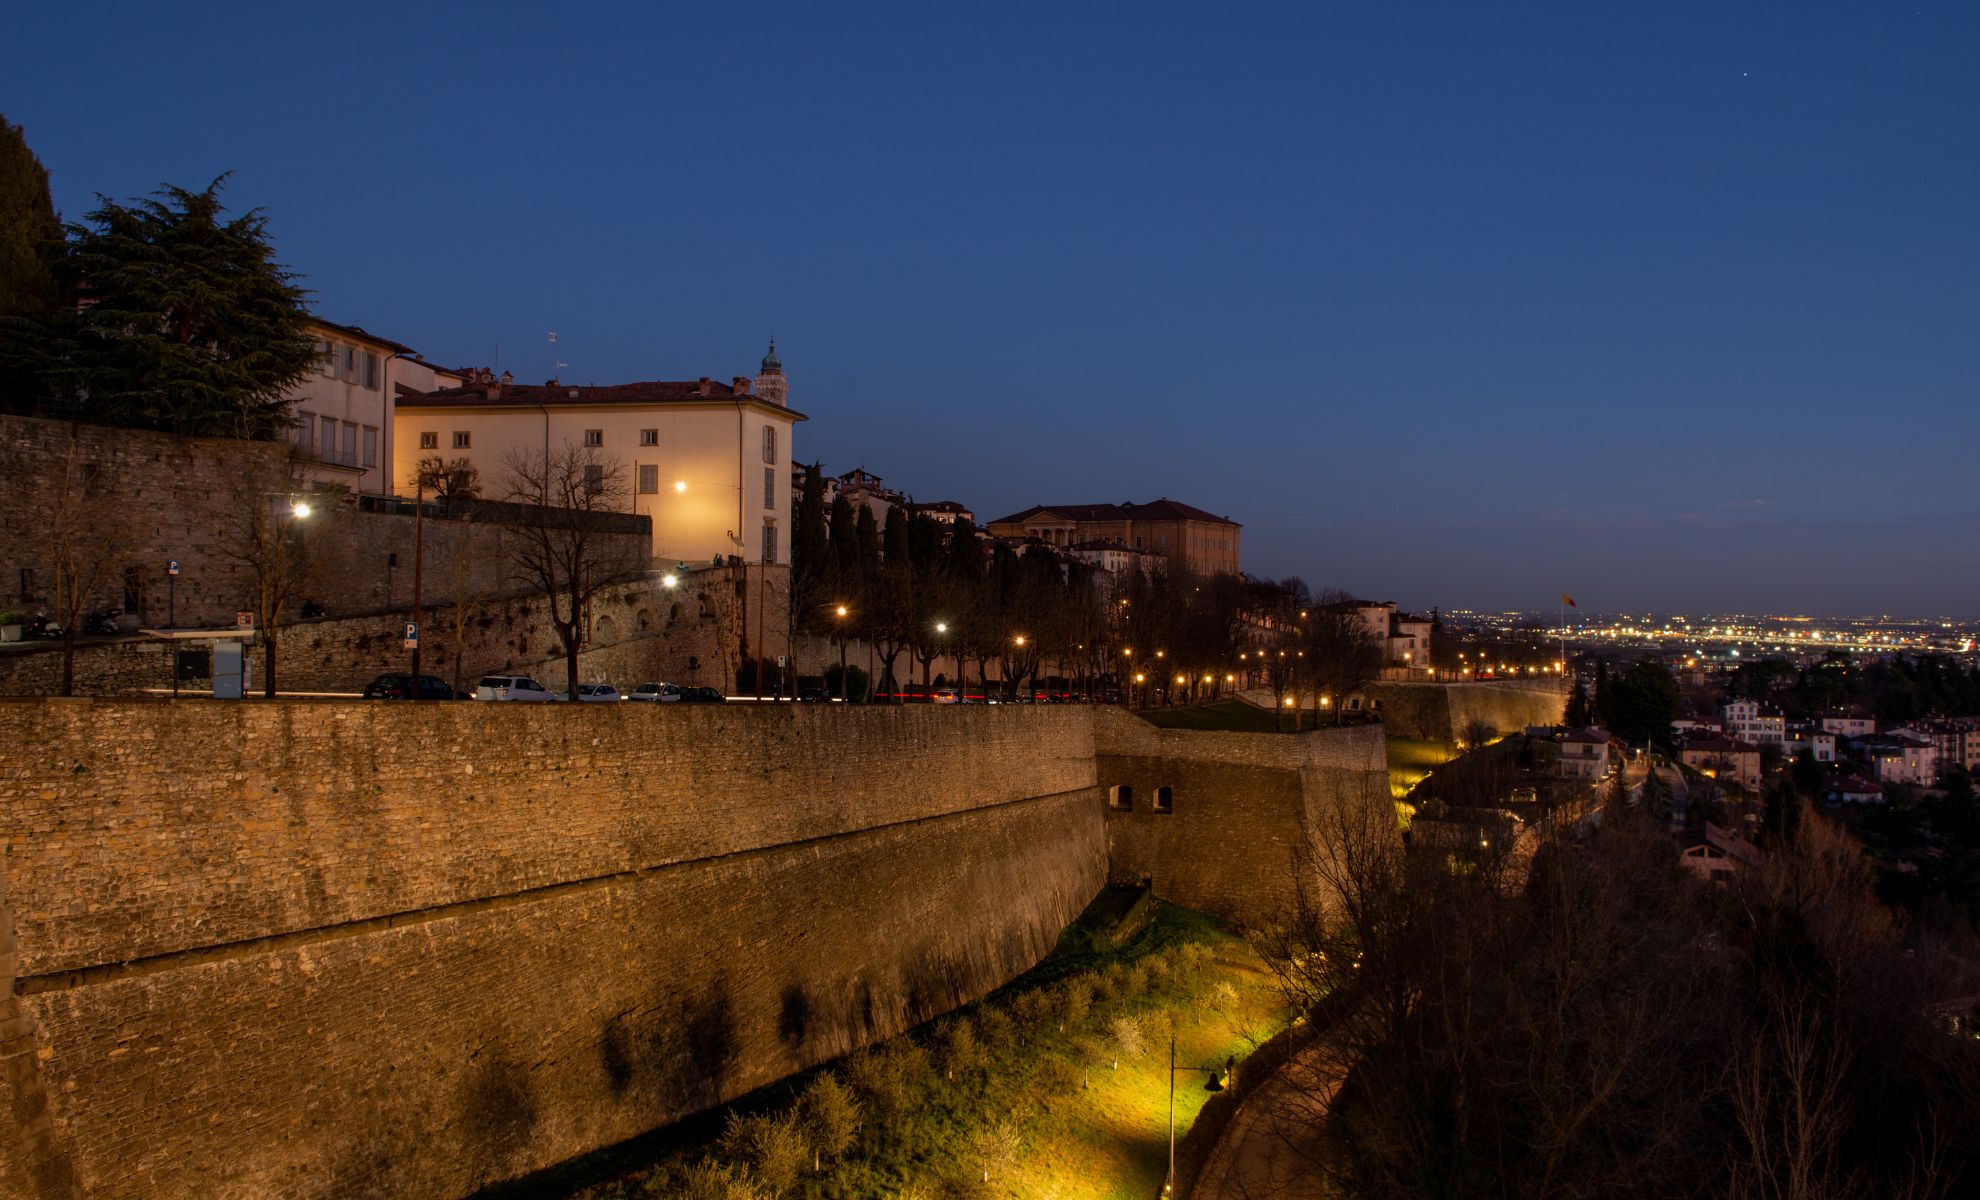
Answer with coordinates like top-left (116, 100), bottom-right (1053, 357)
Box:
top-left (262, 634), bottom-right (277, 698)
top-left (61, 627), bottom-right (76, 696)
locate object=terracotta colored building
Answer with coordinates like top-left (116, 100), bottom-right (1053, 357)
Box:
top-left (984, 498), bottom-right (1240, 577)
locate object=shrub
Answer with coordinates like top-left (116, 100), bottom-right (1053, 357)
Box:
top-left (1105, 1014), bottom-right (1145, 1068)
top-left (1210, 981), bottom-right (1240, 1013)
top-left (1054, 977), bottom-right (1093, 1031)
top-left (969, 1119), bottom-right (1024, 1184)
top-left (798, 1071), bottom-right (860, 1169)
top-left (935, 1017), bottom-right (986, 1082)
top-left (717, 1112), bottom-right (807, 1197)
top-left (662, 1161), bottom-right (765, 1200)
top-left (1011, 987), bottom-right (1055, 1037)
top-left (974, 1006), bottom-right (1015, 1053)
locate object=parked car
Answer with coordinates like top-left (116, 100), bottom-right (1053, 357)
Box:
top-left (475, 675), bottom-right (552, 702)
top-left (362, 673), bottom-right (458, 701)
top-left (798, 687), bottom-right (831, 703)
top-left (931, 687), bottom-right (961, 705)
top-left (626, 682), bottom-right (681, 703)
top-left (678, 686), bottom-right (727, 703)
top-left (556, 683), bottom-right (622, 702)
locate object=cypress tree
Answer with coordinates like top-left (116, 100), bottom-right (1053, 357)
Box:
top-left (0, 115), bottom-right (60, 322)
top-left (0, 115), bottom-right (65, 407)
top-left (882, 505), bottom-right (909, 564)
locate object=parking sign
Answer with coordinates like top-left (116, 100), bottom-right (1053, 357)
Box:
top-left (166, 559), bottom-right (180, 576)
top-left (403, 622), bottom-right (419, 650)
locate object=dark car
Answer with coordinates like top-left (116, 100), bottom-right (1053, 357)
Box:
top-left (679, 686), bottom-right (727, 703)
top-left (798, 687), bottom-right (831, 703)
top-left (362, 673), bottom-right (458, 701)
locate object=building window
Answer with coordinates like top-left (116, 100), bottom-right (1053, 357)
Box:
top-left (342, 422), bottom-right (357, 464)
top-left (419, 431), bottom-right (438, 450)
top-left (317, 339), bottom-right (335, 377)
top-left (453, 432), bottom-right (470, 449)
top-left (639, 428), bottom-right (658, 446)
top-left (761, 425), bottom-right (776, 464)
top-left (362, 426), bottom-right (378, 468)
top-left (763, 467), bottom-right (777, 508)
top-left (1154, 786), bottom-right (1174, 813)
top-left (583, 464), bottom-right (604, 496)
top-left (340, 345), bottom-right (357, 382)
top-left (1109, 785), bottom-right (1133, 811)
top-left (322, 416), bottom-right (338, 456)
top-left (637, 464), bottom-right (658, 494)
top-left (361, 352), bottom-right (379, 390)
top-left (296, 412), bottom-right (315, 453)
top-left (761, 522), bottom-right (777, 563)
top-left (583, 429), bottom-right (603, 447)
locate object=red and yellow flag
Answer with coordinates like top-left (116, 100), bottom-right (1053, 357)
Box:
top-left (1562, 593), bottom-right (1577, 608)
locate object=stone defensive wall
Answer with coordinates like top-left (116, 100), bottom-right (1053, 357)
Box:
top-left (0, 701), bottom-right (1106, 1200)
top-left (1360, 680), bottom-right (1566, 744)
top-left (1094, 708), bottom-right (1389, 926)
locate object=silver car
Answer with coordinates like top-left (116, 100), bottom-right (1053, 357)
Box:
top-left (558, 683), bottom-right (622, 702)
top-left (626, 682), bottom-right (681, 703)
top-left (475, 675), bottom-right (552, 702)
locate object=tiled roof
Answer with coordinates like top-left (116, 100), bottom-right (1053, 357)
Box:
top-left (397, 379), bottom-right (807, 419)
top-left (986, 498), bottom-right (1241, 527)
top-left (308, 316), bottom-right (416, 355)
top-left (1682, 734), bottom-right (1761, 754)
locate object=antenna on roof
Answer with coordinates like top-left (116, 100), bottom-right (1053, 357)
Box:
top-left (548, 331), bottom-right (561, 384)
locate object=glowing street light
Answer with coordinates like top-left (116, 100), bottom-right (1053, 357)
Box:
top-left (673, 480), bottom-right (687, 493)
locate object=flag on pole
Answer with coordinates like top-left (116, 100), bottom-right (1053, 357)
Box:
top-left (1562, 593), bottom-right (1577, 608)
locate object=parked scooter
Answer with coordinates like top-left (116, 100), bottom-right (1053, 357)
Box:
top-left (23, 611), bottom-right (62, 640)
top-left (87, 608), bottom-right (124, 636)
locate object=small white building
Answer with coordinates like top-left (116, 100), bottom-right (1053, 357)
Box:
top-left (1557, 727), bottom-right (1615, 780)
top-left (287, 318), bottom-right (459, 496)
top-left (1722, 699), bottom-right (1785, 746)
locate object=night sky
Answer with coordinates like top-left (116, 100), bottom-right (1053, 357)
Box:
top-left (11, 2), bottom-right (1977, 617)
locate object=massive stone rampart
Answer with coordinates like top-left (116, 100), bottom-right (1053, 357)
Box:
top-left (1361, 680), bottom-right (1566, 743)
top-left (0, 701), bottom-right (1104, 1200)
top-left (1095, 709), bottom-right (1389, 925)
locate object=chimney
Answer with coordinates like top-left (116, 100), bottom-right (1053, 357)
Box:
top-left (500, 370), bottom-right (513, 384)
top-left (483, 383), bottom-right (500, 400)
top-left (697, 377), bottom-right (712, 397)
top-left (732, 376), bottom-right (752, 395)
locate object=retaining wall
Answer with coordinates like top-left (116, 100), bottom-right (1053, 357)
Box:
top-left (0, 701), bottom-right (1104, 1199)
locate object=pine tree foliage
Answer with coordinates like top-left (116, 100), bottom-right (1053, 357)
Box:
top-left (36, 176), bottom-right (318, 438)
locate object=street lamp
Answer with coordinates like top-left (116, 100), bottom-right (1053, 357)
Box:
top-left (834, 604), bottom-right (849, 700)
top-left (1162, 1035), bottom-right (1231, 1196)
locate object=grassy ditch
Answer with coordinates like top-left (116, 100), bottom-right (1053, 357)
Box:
top-left (487, 890), bottom-right (1285, 1200)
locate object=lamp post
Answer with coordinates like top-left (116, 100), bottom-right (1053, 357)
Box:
top-left (409, 471), bottom-right (426, 697)
top-left (834, 604), bottom-right (849, 700)
top-left (1163, 1034), bottom-right (1231, 1196)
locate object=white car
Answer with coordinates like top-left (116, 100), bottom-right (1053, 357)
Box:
top-left (475, 675), bottom-right (552, 702)
top-left (626, 682), bottom-right (681, 703)
top-left (558, 683), bottom-right (622, 703)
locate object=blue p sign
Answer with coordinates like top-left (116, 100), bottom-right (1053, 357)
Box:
top-left (166, 559), bottom-right (180, 576)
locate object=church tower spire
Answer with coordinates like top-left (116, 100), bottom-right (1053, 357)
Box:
top-left (753, 338), bottom-right (787, 406)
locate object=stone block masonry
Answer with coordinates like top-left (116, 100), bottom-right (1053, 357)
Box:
top-left (0, 700), bottom-right (1393, 1199)
top-left (1094, 709), bottom-right (1390, 926)
top-left (0, 702), bottom-right (1103, 1199)
top-left (1361, 680), bottom-right (1566, 744)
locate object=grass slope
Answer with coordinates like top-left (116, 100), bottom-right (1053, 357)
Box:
top-left (486, 891), bottom-right (1283, 1200)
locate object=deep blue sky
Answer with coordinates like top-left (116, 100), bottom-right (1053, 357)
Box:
top-left (12, 2), bottom-right (1977, 616)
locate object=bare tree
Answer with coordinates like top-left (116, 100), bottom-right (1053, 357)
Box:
top-left (14, 435), bottom-right (137, 694)
top-left (437, 511), bottom-right (499, 695)
top-left (499, 442), bottom-right (638, 698)
top-left (221, 448), bottom-right (330, 697)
